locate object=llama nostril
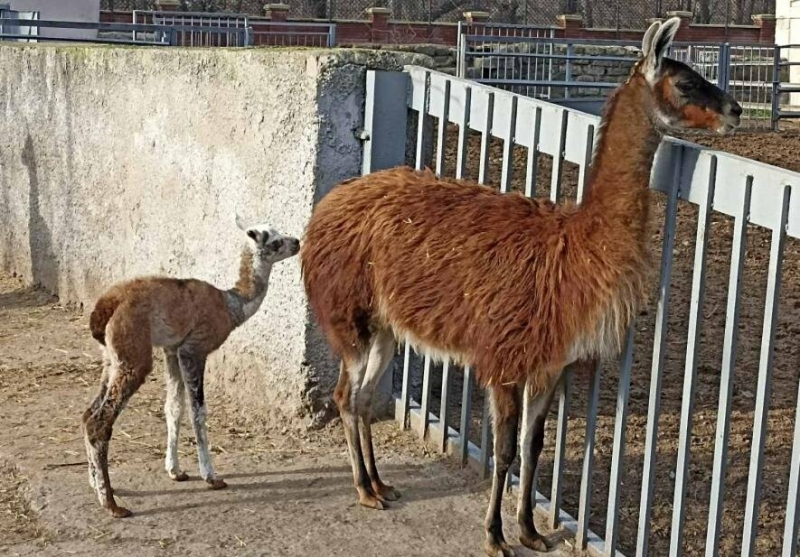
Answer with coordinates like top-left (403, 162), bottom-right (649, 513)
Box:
top-left (729, 102), bottom-right (743, 117)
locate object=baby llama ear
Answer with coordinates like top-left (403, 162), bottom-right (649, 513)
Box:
top-left (235, 211), bottom-right (247, 231)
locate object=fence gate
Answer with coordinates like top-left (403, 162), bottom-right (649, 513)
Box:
top-left (362, 66), bottom-right (800, 557)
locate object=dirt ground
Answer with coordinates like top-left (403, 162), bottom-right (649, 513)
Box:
top-left (388, 126), bottom-right (800, 557)
top-left (0, 273), bottom-right (575, 557)
top-left (3, 128), bottom-right (799, 557)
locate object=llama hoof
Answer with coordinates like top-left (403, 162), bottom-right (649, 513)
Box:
top-left (520, 533), bottom-right (553, 552)
top-left (108, 505), bottom-right (132, 518)
top-left (484, 540), bottom-right (516, 557)
top-left (372, 482), bottom-right (400, 502)
top-left (169, 471), bottom-right (189, 482)
top-left (357, 488), bottom-right (385, 510)
top-left (206, 478), bottom-right (228, 490)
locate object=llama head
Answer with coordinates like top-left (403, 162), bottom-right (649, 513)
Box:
top-left (634, 16), bottom-right (741, 134)
top-left (235, 213), bottom-right (300, 264)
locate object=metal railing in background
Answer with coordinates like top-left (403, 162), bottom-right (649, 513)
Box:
top-left (456, 22), bottom-right (558, 100)
top-left (458, 25), bottom-right (790, 129)
top-left (251, 20), bottom-right (336, 48)
top-left (363, 65), bottom-right (800, 557)
top-left (101, 0), bottom-right (776, 30)
top-left (772, 44), bottom-right (800, 125)
top-left (0, 17), bottom-right (253, 47)
top-left (132, 9), bottom-right (251, 46)
top-left (0, 7), bottom-right (38, 42)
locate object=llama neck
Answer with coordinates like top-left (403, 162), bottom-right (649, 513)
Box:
top-left (226, 247), bottom-right (272, 327)
top-left (582, 75), bottom-right (662, 227)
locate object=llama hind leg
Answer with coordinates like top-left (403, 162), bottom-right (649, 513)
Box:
top-left (178, 350), bottom-right (226, 490)
top-left (85, 349), bottom-right (112, 491)
top-left (164, 349), bottom-right (188, 482)
top-left (517, 377), bottom-right (560, 552)
top-left (357, 329), bottom-right (400, 502)
top-left (484, 385), bottom-right (521, 557)
top-left (83, 363), bottom-right (147, 518)
top-left (334, 357), bottom-right (383, 509)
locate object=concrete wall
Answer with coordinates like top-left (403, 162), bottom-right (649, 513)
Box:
top-left (0, 44), bottom-right (430, 428)
top-left (9, 0), bottom-right (100, 40)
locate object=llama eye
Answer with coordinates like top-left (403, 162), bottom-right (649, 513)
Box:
top-left (270, 239), bottom-right (282, 251)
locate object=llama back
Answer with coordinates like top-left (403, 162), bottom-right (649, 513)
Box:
top-left (302, 167), bottom-right (611, 390)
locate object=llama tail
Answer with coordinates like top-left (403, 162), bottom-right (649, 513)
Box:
top-left (89, 296), bottom-right (119, 346)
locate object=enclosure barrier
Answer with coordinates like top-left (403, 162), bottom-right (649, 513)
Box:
top-left (363, 65), bottom-right (800, 556)
top-left (0, 17), bottom-right (251, 46)
top-left (457, 22), bottom-right (784, 129)
top-left (132, 10), bottom-right (252, 47)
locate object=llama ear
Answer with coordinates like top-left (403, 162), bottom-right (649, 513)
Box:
top-left (642, 16), bottom-right (680, 83)
top-left (235, 211), bottom-right (247, 231)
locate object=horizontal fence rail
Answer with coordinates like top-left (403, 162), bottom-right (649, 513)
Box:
top-left (364, 66), bottom-right (800, 557)
top-left (458, 25), bottom-right (792, 129)
top-left (0, 17), bottom-right (251, 46)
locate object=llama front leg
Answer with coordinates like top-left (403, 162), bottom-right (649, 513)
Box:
top-left (484, 386), bottom-right (521, 557)
top-left (517, 378), bottom-right (560, 552)
top-left (178, 350), bottom-right (226, 490)
top-left (164, 349), bottom-right (188, 482)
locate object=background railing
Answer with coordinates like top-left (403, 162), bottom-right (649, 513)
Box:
top-left (363, 65), bottom-right (800, 557)
top-left (458, 24), bottom-right (793, 129)
top-left (101, 0), bottom-right (776, 29)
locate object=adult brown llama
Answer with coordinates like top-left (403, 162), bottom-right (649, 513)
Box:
top-left (82, 215), bottom-right (299, 518)
top-left (301, 18), bottom-right (741, 557)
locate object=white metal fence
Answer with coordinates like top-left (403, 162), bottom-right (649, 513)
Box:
top-left (362, 66), bottom-right (800, 556)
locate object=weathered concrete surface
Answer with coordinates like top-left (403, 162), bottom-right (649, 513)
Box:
top-left (0, 44), bottom-right (430, 428)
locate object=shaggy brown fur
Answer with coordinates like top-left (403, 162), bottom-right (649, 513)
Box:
top-left (82, 218), bottom-right (299, 518)
top-left (301, 18), bottom-right (741, 557)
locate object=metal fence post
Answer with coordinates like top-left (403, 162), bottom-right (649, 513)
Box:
top-left (565, 43), bottom-right (574, 100)
top-left (327, 23), bottom-right (337, 47)
top-left (772, 45), bottom-right (781, 131)
top-left (361, 70), bottom-right (410, 418)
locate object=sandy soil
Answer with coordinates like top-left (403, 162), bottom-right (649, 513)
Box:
top-left (387, 126), bottom-right (800, 557)
top-left (0, 273), bottom-right (574, 557)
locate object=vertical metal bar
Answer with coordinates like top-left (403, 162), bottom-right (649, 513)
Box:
top-left (772, 46), bottom-right (781, 131)
top-left (741, 184), bottom-right (792, 557)
top-left (566, 43), bottom-right (575, 99)
top-left (604, 326), bottom-right (636, 556)
top-left (576, 362), bottom-right (602, 549)
top-left (416, 71), bottom-right (432, 171)
top-left (669, 156), bottom-right (718, 557)
top-left (782, 369), bottom-right (800, 557)
top-left (636, 144), bottom-right (684, 557)
top-left (478, 92), bottom-right (494, 185)
top-left (500, 95), bottom-right (518, 193)
top-left (549, 370), bottom-right (572, 529)
top-left (439, 360), bottom-right (452, 452)
top-left (420, 356), bottom-right (433, 438)
top-left (550, 109), bottom-right (568, 203)
top-left (456, 87), bottom-right (472, 180)
top-left (435, 79), bottom-right (451, 177)
top-left (460, 366), bottom-right (475, 466)
top-left (524, 106), bottom-right (542, 198)
top-left (577, 124), bottom-right (595, 203)
top-left (400, 344), bottom-right (412, 430)
top-left (705, 176), bottom-right (754, 557)
top-left (481, 393), bottom-right (493, 479)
